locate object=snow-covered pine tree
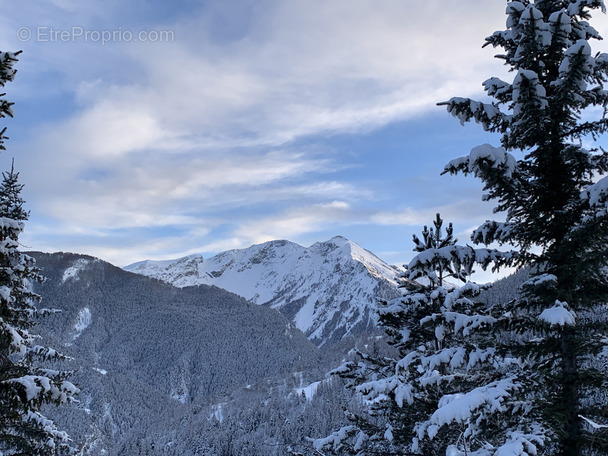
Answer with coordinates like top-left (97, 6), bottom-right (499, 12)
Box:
top-left (0, 52), bottom-right (78, 455)
top-left (439, 1), bottom-right (608, 454)
top-left (0, 51), bottom-right (20, 155)
top-left (313, 214), bottom-right (507, 455)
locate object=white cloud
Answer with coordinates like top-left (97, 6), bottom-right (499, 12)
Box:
top-left (15, 145), bottom-right (338, 229)
top-left (6, 0), bottom-right (608, 264)
top-left (235, 201), bottom-right (353, 245)
top-left (371, 199), bottom-right (495, 229)
top-left (101, 0), bottom-right (511, 146)
top-left (195, 238), bottom-right (251, 256)
top-left (14, 0), bottom-right (514, 152)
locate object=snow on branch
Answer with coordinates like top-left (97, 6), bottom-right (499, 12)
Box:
top-left (22, 410), bottom-right (71, 446)
top-left (443, 144), bottom-right (517, 180)
top-left (548, 8), bottom-right (573, 35)
top-left (483, 77), bottom-right (512, 102)
top-left (582, 175), bottom-right (608, 212)
top-left (406, 244), bottom-right (477, 282)
top-left (538, 300), bottom-right (576, 326)
top-left (469, 247), bottom-right (518, 272)
top-left (0, 216), bottom-right (24, 231)
top-left (416, 378), bottom-right (519, 440)
top-left (521, 274), bottom-right (558, 290)
top-left (444, 311), bottom-right (497, 337)
top-left (579, 414), bottom-right (608, 431)
top-left (568, 0), bottom-right (607, 17)
top-left (438, 97), bottom-right (510, 131)
top-left (0, 318), bottom-right (32, 356)
top-left (29, 344), bottom-right (73, 362)
top-left (556, 40), bottom-right (595, 94)
top-left (471, 221), bottom-right (515, 246)
top-left (309, 426), bottom-right (359, 452)
top-left (492, 430), bottom-right (545, 456)
top-left (356, 376), bottom-right (414, 408)
top-left (5, 375), bottom-right (79, 404)
top-left (520, 273), bottom-right (559, 298)
top-left (0, 51), bottom-right (20, 87)
top-left (445, 430), bottom-right (544, 456)
top-left (0, 51), bottom-right (20, 128)
top-left (517, 5), bottom-right (552, 48)
top-left (512, 70), bottom-right (548, 116)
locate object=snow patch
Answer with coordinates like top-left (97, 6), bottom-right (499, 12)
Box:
top-left (295, 380), bottom-right (322, 401)
top-left (92, 367), bottom-right (107, 375)
top-left (72, 307), bottom-right (92, 341)
top-left (171, 389), bottom-right (188, 404)
top-left (210, 403), bottom-right (226, 422)
top-left (62, 259), bottom-right (91, 283)
top-left (293, 300), bottom-right (316, 333)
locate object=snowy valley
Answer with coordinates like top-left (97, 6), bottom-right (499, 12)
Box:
top-left (26, 241), bottom-right (528, 455)
top-left (28, 240), bottom-right (406, 455)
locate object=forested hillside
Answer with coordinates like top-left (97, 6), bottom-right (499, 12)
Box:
top-left (31, 252), bottom-right (338, 455)
top-left (24, 250), bottom-right (534, 455)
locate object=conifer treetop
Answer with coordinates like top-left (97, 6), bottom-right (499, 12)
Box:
top-left (440, 0), bottom-right (608, 261)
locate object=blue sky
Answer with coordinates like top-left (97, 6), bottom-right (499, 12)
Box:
top-left (1, 1), bottom-right (608, 273)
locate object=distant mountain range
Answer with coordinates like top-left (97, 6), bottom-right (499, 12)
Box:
top-left (125, 236), bottom-right (403, 347)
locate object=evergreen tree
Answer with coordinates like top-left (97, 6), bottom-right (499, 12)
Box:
top-left (313, 215), bottom-right (505, 455)
top-left (439, 1), bottom-right (608, 454)
top-left (0, 51), bottom-right (78, 455)
top-left (0, 51), bottom-right (19, 154)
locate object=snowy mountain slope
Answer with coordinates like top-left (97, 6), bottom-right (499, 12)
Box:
top-left (31, 252), bottom-right (321, 455)
top-left (125, 236), bottom-right (403, 346)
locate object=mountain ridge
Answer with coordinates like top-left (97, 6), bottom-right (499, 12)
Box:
top-left (125, 236), bottom-right (403, 346)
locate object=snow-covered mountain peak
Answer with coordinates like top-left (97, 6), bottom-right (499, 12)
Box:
top-left (309, 236), bottom-right (400, 282)
top-left (125, 237), bottom-right (402, 346)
